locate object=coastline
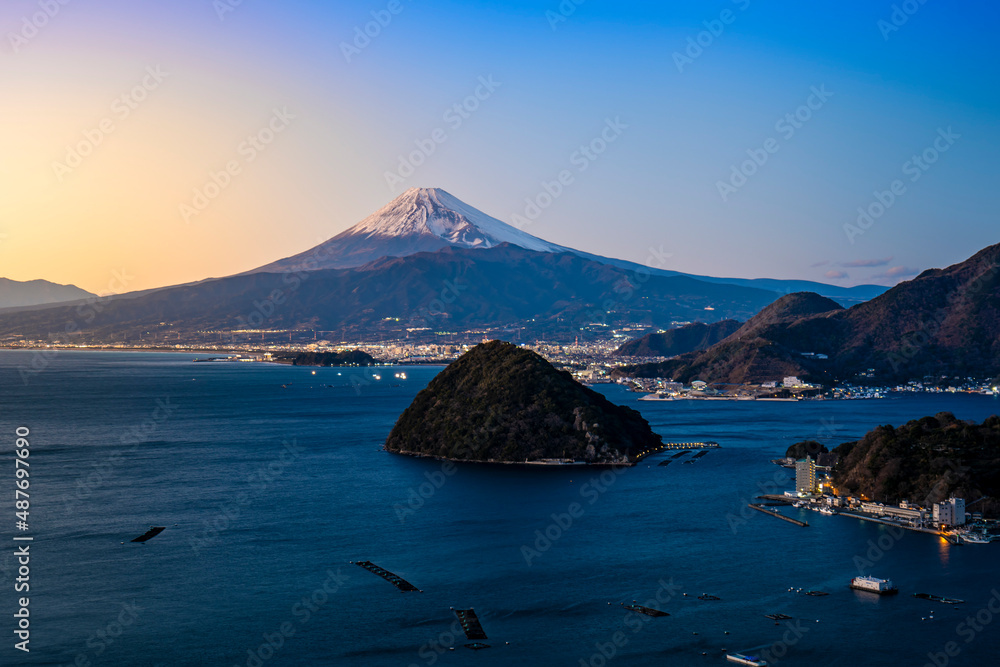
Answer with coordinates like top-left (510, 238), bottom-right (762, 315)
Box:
top-left (385, 448), bottom-right (635, 468)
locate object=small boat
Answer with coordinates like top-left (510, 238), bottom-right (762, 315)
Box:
top-left (727, 653), bottom-right (768, 666)
top-left (638, 393), bottom-right (673, 401)
top-left (961, 532), bottom-right (990, 544)
top-left (850, 576), bottom-right (898, 595)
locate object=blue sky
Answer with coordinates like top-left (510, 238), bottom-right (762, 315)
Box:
top-left (2, 0), bottom-right (997, 292)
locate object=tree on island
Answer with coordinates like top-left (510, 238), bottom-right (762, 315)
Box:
top-left (785, 441), bottom-right (829, 459)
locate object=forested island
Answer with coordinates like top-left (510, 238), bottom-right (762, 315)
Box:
top-left (829, 413), bottom-right (1000, 516)
top-left (384, 340), bottom-right (662, 465)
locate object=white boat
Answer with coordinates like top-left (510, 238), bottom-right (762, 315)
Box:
top-left (850, 576), bottom-right (898, 595)
top-left (961, 532), bottom-right (991, 544)
top-left (819, 507), bottom-right (837, 515)
top-left (727, 653), bottom-right (768, 666)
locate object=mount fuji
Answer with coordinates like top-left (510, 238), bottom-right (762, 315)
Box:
top-left (249, 187), bottom-right (885, 304)
top-left (0, 187), bottom-right (891, 343)
top-left (251, 187), bottom-right (570, 274)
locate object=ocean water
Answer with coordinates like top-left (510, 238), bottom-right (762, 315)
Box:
top-left (1, 350), bottom-right (998, 667)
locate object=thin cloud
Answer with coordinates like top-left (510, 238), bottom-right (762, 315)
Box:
top-left (840, 257), bottom-right (892, 268)
top-left (824, 270), bottom-right (849, 280)
top-left (872, 266), bottom-right (920, 282)
top-left (810, 260), bottom-right (830, 268)
top-left (883, 266), bottom-right (919, 278)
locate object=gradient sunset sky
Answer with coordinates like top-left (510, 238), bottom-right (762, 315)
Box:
top-left (2, 0), bottom-right (997, 294)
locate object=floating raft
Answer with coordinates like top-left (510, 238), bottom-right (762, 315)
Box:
top-left (657, 460), bottom-right (673, 467)
top-left (131, 526), bottom-right (166, 543)
top-left (914, 593), bottom-right (965, 604)
top-left (765, 613), bottom-right (793, 621)
top-left (671, 451), bottom-right (691, 459)
top-left (691, 450), bottom-right (710, 459)
top-left (352, 561), bottom-right (420, 592)
top-left (697, 594), bottom-right (721, 601)
top-left (621, 603), bottom-right (669, 617)
top-left (453, 608), bottom-right (488, 640)
top-left (464, 642), bottom-right (491, 650)
top-left (803, 591), bottom-right (828, 597)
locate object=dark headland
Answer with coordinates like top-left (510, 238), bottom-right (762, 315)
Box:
top-left (384, 340), bottom-right (662, 465)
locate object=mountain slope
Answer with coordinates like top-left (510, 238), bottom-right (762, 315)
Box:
top-left (247, 187), bottom-right (884, 305)
top-left (0, 278), bottom-right (95, 309)
top-left (832, 412), bottom-right (1000, 517)
top-left (250, 187), bottom-right (569, 274)
top-left (617, 243), bottom-right (1000, 384)
top-left (0, 245), bottom-right (781, 343)
top-left (384, 340), bottom-right (662, 464)
top-left (614, 320), bottom-right (742, 357)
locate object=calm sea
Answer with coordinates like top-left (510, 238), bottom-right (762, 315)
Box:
top-left (1, 350), bottom-right (998, 666)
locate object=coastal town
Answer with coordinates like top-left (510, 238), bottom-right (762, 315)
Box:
top-left (3, 335), bottom-right (998, 398)
top-left (761, 454), bottom-right (998, 545)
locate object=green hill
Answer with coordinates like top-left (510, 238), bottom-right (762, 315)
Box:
top-left (832, 412), bottom-right (1000, 516)
top-left (384, 340), bottom-right (662, 464)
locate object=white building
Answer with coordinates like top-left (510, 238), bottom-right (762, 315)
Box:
top-left (932, 497), bottom-right (966, 527)
top-left (783, 376), bottom-right (802, 388)
top-left (795, 457), bottom-right (817, 496)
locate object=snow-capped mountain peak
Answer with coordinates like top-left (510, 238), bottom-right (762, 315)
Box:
top-left (351, 187), bottom-right (564, 252)
top-left (248, 187), bottom-right (568, 273)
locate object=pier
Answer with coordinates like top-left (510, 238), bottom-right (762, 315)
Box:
top-left (352, 561), bottom-right (420, 591)
top-left (749, 504), bottom-right (808, 527)
top-left (663, 441), bottom-right (720, 450)
top-left (453, 608), bottom-right (488, 640)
